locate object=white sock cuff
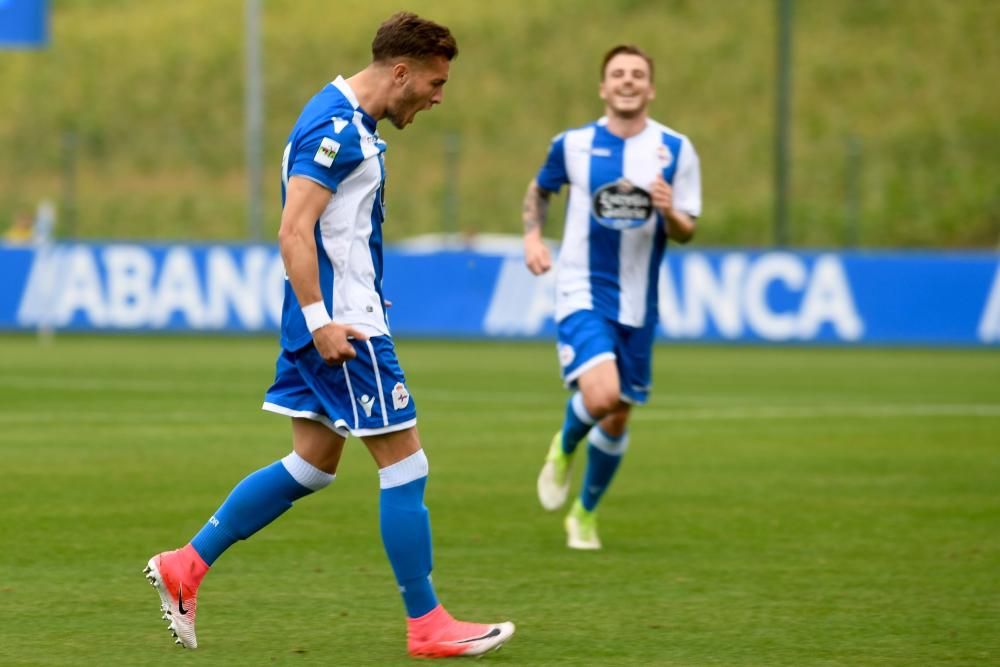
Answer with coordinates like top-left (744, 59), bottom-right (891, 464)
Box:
top-left (572, 391), bottom-right (597, 425)
top-left (281, 451), bottom-right (336, 491)
top-left (379, 449), bottom-right (429, 489)
top-left (588, 427), bottom-right (628, 455)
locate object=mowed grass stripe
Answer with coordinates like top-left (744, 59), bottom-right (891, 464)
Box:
top-left (2, 402), bottom-right (1000, 425)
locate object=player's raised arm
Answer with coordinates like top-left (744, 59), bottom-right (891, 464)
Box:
top-left (522, 178), bottom-right (554, 275)
top-left (278, 175), bottom-right (367, 365)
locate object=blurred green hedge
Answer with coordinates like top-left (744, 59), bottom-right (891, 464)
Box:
top-left (1, 0), bottom-right (997, 246)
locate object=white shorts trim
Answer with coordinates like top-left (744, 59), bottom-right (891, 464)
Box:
top-left (349, 417), bottom-right (418, 438)
top-left (563, 351), bottom-right (616, 387)
top-left (261, 401), bottom-right (350, 437)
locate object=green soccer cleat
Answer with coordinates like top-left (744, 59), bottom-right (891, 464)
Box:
top-left (564, 498), bottom-right (601, 550)
top-left (537, 432), bottom-right (572, 511)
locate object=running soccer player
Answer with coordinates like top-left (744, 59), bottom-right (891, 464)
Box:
top-left (144, 12), bottom-right (514, 658)
top-left (523, 45), bottom-right (702, 550)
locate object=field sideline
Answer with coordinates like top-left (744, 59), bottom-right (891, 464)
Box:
top-left (1, 335), bottom-right (997, 665)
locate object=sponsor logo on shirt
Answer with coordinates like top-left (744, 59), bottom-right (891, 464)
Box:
top-left (592, 178), bottom-right (653, 230)
top-left (313, 137), bottom-right (340, 168)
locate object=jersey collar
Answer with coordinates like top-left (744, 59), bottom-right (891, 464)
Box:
top-left (332, 76), bottom-right (378, 133)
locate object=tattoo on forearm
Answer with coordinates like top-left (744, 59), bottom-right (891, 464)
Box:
top-left (522, 181), bottom-right (550, 234)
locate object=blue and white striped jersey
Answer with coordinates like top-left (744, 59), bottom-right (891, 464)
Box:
top-left (279, 76), bottom-right (390, 352)
top-left (537, 117), bottom-right (701, 327)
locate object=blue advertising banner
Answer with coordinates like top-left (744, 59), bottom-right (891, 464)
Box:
top-left (0, 0), bottom-right (48, 48)
top-left (1, 242), bottom-right (997, 345)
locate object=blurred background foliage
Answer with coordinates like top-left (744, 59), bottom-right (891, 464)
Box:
top-left (0, 0), bottom-right (997, 246)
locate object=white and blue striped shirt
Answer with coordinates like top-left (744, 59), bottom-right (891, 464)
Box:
top-left (279, 76), bottom-right (390, 352)
top-left (538, 117), bottom-right (701, 327)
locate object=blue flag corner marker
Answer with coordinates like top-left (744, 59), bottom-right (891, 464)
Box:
top-left (0, 0), bottom-right (49, 49)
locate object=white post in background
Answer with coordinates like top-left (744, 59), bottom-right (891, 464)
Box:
top-left (34, 199), bottom-right (58, 343)
top-left (245, 0), bottom-right (264, 241)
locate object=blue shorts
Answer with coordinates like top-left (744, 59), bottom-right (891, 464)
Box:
top-left (262, 335), bottom-right (417, 438)
top-left (556, 309), bottom-right (656, 405)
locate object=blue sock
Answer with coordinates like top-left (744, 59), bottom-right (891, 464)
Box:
top-left (580, 427), bottom-right (628, 512)
top-left (379, 450), bottom-right (438, 618)
top-left (191, 453), bottom-right (332, 565)
top-left (561, 391), bottom-right (596, 456)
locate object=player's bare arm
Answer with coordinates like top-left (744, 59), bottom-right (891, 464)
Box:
top-left (278, 176), bottom-right (367, 364)
top-left (651, 172), bottom-right (696, 243)
top-left (523, 178), bottom-right (554, 275)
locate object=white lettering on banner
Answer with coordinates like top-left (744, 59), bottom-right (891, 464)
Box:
top-left (150, 248), bottom-right (206, 328)
top-left (265, 256), bottom-right (287, 326)
top-left (978, 266), bottom-right (1000, 343)
top-left (15, 244), bottom-right (285, 330)
top-left (16, 245), bottom-right (62, 326)
top-left (205, 247), bottom-right (270, 328)
top-left (483, 251), bottom-right (862, 341)
top-left (659, 252), bottom-right (863, 341)
top-left (799, 255), bottom-right (863, 340)
top-left (743, 253), bottom-right (805, 340)
top-left (660, 253), bottom-right (746, 338)
top-left (483, 257), bottom-right (556, 335)
top-left (56, 246), bottom-right (108, 326)
top-left (104, 245), bottom-right (155, 327)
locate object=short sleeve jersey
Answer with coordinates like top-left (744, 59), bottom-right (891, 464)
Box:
top-left (279, 76), bottom-right (390, 352)
top-left (536, 117), bottom-right (702, 328)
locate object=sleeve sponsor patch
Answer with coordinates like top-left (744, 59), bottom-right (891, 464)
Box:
top-left (313, 137), bottom-right (341, 168)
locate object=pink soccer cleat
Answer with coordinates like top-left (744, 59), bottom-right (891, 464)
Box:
top-left (407, 604), bottom-right (515, 658)
top-left (143, 544), bottom-right (209, 649)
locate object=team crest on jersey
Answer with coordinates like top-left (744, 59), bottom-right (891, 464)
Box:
top-left (592, 178), bottom-right (653, 230)
top-left (557, 343), bottom-right (576, 367)
top-left (314, 137), bottom-right (340, 168)
top-left (391, 383), bottom-right (410, 411)
top-left (657, 144), bottom-right (674, 168)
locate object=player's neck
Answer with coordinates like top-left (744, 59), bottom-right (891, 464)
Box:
top-left (604, 112), bottom-right (648, 139)
top-left (345, 66), bottom-right (390, 122)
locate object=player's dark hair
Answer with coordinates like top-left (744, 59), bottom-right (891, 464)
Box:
top-left (601, 44), bottom-right (654, 82)
top-left (372, 12), bottom-right (458, 62)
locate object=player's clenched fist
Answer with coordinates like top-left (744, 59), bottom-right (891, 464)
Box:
top-left (313, 322), bottom-right (368, 365)
top-left (650, 173), bottom-right (673, 216)
top-left (524, 235), bottom-right (553, 275)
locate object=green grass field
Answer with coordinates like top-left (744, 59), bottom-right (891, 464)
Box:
top-left (1, 335), bottom-right (998, 665)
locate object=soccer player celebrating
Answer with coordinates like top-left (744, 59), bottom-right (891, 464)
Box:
top-left (523, 45), bottom-right (702, 550)
top-left (144, 12), bottom-right (514, 658)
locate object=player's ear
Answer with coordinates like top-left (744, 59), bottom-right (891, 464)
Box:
top-left (392, 60), bottom-right (410, 85)
top-left (648, 84), bottom-right (656, 101)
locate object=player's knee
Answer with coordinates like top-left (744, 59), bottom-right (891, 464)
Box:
top-left (583, 388), bottom-right (620, 418)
